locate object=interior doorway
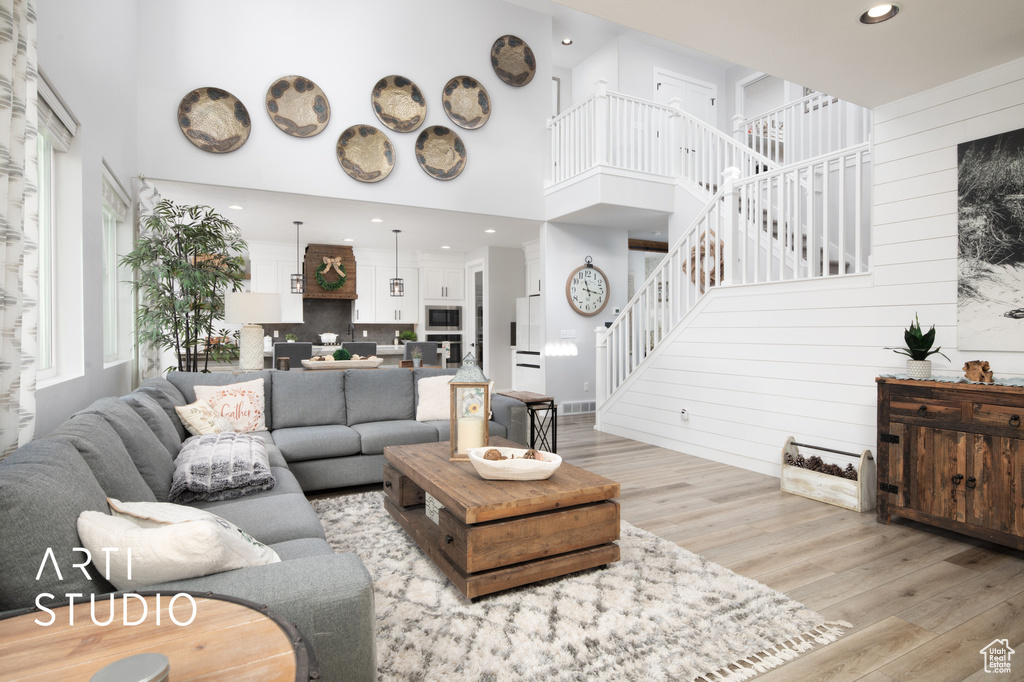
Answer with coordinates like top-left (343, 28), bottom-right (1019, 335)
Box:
top-left (653, 68), bottom-right (717, 125)
top-left (473, 269), bottom-right (484, 367)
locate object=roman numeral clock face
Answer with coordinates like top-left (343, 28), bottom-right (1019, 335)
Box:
top-left (565, 262), bottom-right (609, 316)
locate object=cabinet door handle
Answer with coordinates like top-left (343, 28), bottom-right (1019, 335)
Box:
top-left (1010, 414), bottom-right (1021, 428)
top-left (966, 476), bottom-right (978, 489)
top-left (918, 405), bottom-right (928, 415)
top-left (951, 474), bottom-right (964, 486)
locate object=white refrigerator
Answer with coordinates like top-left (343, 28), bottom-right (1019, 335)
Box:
top-left (513, 295), bottom-right (544, 393)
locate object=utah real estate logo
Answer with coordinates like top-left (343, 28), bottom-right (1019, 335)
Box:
top-left (980, 639), bottom-right (1014, 675)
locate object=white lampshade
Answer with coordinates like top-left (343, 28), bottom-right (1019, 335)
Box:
top-left (224, 292), bottom-right (282, 325)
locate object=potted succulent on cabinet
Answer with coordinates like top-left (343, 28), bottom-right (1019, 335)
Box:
top-left (888, 314), bottom-right (949, 379)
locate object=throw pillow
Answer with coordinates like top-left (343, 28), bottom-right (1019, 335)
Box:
top-left (415, 375), bottom-right (453, 421)
top-left (194, 378), bottom-right (267, 433)
top-left (175, 399), bottom-right (232, 437)
top-left (169, 432), bottom-right (275, 504)
top-left (76, 498), bottom-right (280, 591)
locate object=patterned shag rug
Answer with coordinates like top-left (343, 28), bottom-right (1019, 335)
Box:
top-left (313, 492), bottom-right (847, 681)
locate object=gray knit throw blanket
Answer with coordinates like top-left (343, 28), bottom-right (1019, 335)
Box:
top-left (169, 432), bottom-right (275, 504)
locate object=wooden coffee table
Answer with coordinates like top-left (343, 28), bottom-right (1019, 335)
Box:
top-left (383, 437), bottom-right (620, 599)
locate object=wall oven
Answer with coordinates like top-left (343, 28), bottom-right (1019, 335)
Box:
top-left (425, 333), bottom-right (462, 367)
top-left (424, 305), bottom-right (462, 331)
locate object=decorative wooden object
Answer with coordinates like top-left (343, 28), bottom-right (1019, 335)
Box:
top-left (780, 437), bottom-right (876, 512)
top-left (876, 377), bottom-right (1024, 550)
top-left (303, 244), bottom-right (356, 299)
top-left (383, 438), bottom-right (620, 599)
top-left (963, 360), bottom-right (994, 383)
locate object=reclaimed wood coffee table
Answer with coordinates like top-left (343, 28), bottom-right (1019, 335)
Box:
top-left (383, 437), bottom-right (620, 599)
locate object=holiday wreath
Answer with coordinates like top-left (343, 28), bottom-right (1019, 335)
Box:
top-left (316, 256), bottom-right (347, 291)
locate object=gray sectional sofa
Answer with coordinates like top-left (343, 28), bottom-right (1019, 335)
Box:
top-left (0, 367), bottom-right (528, 681)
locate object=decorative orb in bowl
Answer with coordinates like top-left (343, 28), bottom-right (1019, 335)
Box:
top-left (467, 446), bottom-right (562, 481)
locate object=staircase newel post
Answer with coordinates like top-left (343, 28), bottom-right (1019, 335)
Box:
top-left (594, 78), bottom-right (609, 167)
top-left (722, 166), bottom-right (742, 287)
top-left (594, 326), bottom-right (608, 426)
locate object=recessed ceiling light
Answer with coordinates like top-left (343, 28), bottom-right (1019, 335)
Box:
top-left (228, 205), bottom-right (243, 210)
top-left (860, 3), bottom-right (900, 23)
top-left (561, 38), bottom-right (573, 46)
top-left (485, 229), bottom-right (496, 233)
top-left (344, 238), bottom-right (354, 242)
top-left (370, 217), bottom-right (383, 223)
top-left (441, 245), bottom-right (451, 249)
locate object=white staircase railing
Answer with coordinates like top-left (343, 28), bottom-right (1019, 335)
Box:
top-left (735, 91), bottom-right (871, 166)
top-left (596, 145), bottom-right (872, 403)
top-left (548, 83), bottom-right (775, 189)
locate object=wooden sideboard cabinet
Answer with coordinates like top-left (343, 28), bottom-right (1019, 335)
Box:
top-left (876, 377), bottom-right (1024, 550)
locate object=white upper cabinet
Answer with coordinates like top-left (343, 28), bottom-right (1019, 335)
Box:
top-left (250, 259), bottom-right (303, 323)
top-left (374, 266), bottom-right (419, 323)
top-left (353, 264), bottom-right (375, 323)
top-left (421, 266), bottom-right (465, 300)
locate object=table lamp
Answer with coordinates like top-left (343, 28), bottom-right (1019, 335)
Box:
top-left (225, 292), bottom-right (282, 372)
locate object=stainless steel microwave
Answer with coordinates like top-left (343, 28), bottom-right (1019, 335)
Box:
top-left (424, 305), bottom-right (462, 331)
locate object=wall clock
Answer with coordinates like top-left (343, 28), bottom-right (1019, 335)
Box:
top-left (565, 256), bottom-right (609, 316)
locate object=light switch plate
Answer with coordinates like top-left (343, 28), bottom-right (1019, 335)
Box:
top-left (560, 329), bottom-right (577, 339)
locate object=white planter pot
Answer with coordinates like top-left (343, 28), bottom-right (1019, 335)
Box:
top-left (412, 358), bottom-right (422, 367)
top-left (906, 359), bottom-right (932, 379)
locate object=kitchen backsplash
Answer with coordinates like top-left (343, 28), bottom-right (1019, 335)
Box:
top-left (262, 299), bottom-right (414, 345)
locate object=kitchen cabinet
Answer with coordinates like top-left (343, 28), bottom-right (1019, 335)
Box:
top-left (526, 259), bottom-right (541, 296)
top-left (353, 265), bottom-right (375, 323)
top-left (373, 266), bottom-right (419, 323)
top-left (877, 378), bottom-right (1024, 550)
top-left (250, 259), bottom-right (303, 323)
top-left (421, 266), bottom-right (465, 300)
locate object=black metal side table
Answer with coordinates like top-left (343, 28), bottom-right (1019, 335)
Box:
top-left (497, 390), bottom-right (557, 453)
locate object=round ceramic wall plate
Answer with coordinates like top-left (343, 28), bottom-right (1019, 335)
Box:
top-left (442, 76), bottom-right (491, 130)
top-left (177, 87), bottom-right (251, 153)
top-left (336, 124), bottom-right (395, 183)
top-left (490, 35), bottom-right (536, 87)
top-left (371, 75), bottom-right (426, 133)
top-left (415, 125), bottom-right (466, 181)
top-left (265, 75), bottom-right (330, 137)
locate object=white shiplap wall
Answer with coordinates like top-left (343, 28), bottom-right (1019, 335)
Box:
top-left (599, 56), bottom-right (1024, 477)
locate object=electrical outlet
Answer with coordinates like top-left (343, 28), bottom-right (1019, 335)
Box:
top-left (584, 381), bottom-right (590, 392)
top-left (362, 330), bottom-right (367, 337)
top-left (273, 330), bottom-right (279, 338)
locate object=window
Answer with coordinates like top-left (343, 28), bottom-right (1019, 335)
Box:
top-left (101, 165), bottom-right (131, 364)
top-left (35, 75), bottom-right (78, 382)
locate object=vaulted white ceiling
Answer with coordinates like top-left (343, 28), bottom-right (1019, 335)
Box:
top-left (549, 0), bottom-right (1024, 108)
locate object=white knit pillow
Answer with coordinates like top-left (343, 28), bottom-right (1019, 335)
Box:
top-left (76, 498), bottom-right (280, 591)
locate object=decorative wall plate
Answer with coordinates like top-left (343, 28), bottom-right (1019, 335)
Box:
top-left (415, 125), bottom-right (466, 181)
top-left (371, 75), bottom-right (426, 133)
top-left (177, 87), bottom-right (251, 153)
top-left (442, 76), bottom-right (491, 130)
top-left (336, 124), bottom-right (395, 183)
top-left (265, 75), bottom-right (330, 137)
top-left (491, 35), bottom-right (536, 87)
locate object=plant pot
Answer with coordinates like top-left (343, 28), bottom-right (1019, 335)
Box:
top-left (906, 359), bottom-right (932, 379)
top-left (412, 358), bottom-right (422, 368)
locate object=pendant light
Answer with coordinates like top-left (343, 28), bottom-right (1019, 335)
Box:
top-left (390, 229), bottom-right (404, 297)
top-left (290, 221), bottom-right (304, 294)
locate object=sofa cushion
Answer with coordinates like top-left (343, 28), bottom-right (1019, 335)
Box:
top-left (77, 498), bottom-right (281, 591)
top-left (272, 424), bottom-right (362, 462)
top-left (427, 419), bottom-right (507, 442)
top-left (412, 367), bottom-right (456, 404)
top-left (267, 537), bottom-right (335, 561)
top-left (175, 399), bottom-right (233, 436)
top-left (76, 397), bottom-right (177, 502)
top-left (187, 493), bottom-right (326, 544)
top-left (122, 392), bottom-right (183, 457)
top-left (415, 375), bottom-right (453, 421)
top-left (167, 371), bottom-right (275, 429)
top-left (0, 440), bottom-right (115, 611)
top-left (351, 419), bottom-right (438, 455)
top-left (46, 414), bottom-right (156, 502)
top-left (345, 368), bottom-right (414, 425)
top-left (272, 370), bottom-right (346, 428)
top-left (138, 377), bottom-right (189, 442)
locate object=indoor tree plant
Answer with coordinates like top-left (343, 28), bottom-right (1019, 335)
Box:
top-left (888, 314), bottom-right (949, 379)
top-left (121, 199), bottom-right (247, 373)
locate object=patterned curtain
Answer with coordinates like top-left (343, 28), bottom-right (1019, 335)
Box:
top-left (0, 0), bottom-right (37, 459)
top-left (135, 176), bottom-right (163, 383)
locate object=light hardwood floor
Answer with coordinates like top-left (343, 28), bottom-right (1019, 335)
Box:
top-left (556, 413), bottom-right (1024, 681)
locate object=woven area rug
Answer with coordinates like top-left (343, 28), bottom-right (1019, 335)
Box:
top-left (313, 492), bottom-right (847, 681)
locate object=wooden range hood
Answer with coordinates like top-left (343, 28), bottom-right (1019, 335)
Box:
top-left (303, 244), bottom-right (356, 299)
